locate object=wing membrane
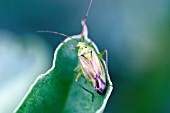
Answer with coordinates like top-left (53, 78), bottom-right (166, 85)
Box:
top-left (79, 50), bottom-right (104, 80)
top-left (79, 56), bottom-right (96, 79)
top-left (91, 51), bottom-right (103, 76)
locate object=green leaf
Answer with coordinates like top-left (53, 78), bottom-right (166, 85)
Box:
top-left (14, 25), bottom-right (113, 113)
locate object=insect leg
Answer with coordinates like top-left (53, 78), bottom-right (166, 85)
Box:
top-left (75, 70), bottom-right (83, 82)
top-left (74, 67), bottom-right (88, 84)
top-left (98, 49), bottom-right (108, 66)
top-left (75, 71), bottom-right (94, 102)
top-left (75, 81), bottom-right (94, 102)
top-left (74, 65), bottom-right (81, 72)
top-left (98, 49), bottom-right (106, 58)
top-left (99, 50), bottom-right (112, 87)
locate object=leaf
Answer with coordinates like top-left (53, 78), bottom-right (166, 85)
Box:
top-left (14, 24), bottom-right (113, 113)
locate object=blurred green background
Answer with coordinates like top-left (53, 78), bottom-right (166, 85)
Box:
top-left (0, 0), bottom-right (170, 113)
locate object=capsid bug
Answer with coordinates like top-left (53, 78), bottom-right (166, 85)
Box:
top-left (38, 0), bottom-right (112, 101)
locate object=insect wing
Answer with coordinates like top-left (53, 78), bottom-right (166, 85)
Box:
top-left (79, 55), bottom-right (95, 80)
top-left (91, 51), bottom-right (104, 78)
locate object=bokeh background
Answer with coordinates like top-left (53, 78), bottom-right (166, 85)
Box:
top-left (0, 0), bottom-right (170, 113)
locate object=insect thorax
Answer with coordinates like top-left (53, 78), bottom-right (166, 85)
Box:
top-left (78, 45), bottom-right (93, 60)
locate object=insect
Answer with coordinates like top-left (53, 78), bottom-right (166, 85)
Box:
top-left (38, 0), bottom-right (111, 101)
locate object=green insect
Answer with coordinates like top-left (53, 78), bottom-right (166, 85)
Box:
top-left (38, 0), bottom-right (111, 101)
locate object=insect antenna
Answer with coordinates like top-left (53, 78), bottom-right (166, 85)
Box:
top-left (61, 40), bottom-right (77, 53)
top-left (37, 30), bottom-right (78, 44)
top-left (81, 0), bottom-right (93, 42)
